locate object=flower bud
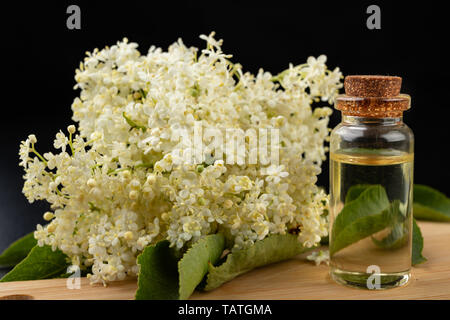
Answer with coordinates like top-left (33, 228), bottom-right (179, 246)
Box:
top-left (67, 125), bottom-right (76, 134)
top-left (87, 178), bottom-right (97, 188)
top-left (130, 179), bottom-right (140, 189)
top-left (129, 190), bottom-right (139, 200)
top-left (223, 199), bottom-right (233, 209)
top-left (146, 175), bottom-right (156, 185)
top-left (28, 134), bottom-right (37, 144)
top-left (47, 223), bottom-right (56, 233)
top-left (43, 212), bottom-right (54, 221)
top-left (123, 231), bottom-right (134, 240)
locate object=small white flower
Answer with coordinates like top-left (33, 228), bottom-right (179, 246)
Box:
top-left (306, 250), bottom-right (330, 266)
top-left (263, 164), bottom-right (289, 184)
top-left (54, 131), bottom-right (68, 152)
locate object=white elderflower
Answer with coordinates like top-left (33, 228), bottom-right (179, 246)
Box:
top-left (54, 131), bottom-right (68, 152)
top-left (262, 164), bottom-right (289, 184)
top-left (307, 250), bottom-right (330, 266)
top-left (19, 33), bottom-right (342, 284)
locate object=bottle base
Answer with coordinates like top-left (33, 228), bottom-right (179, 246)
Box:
top-left (330, 267), bottom-right (410, 290)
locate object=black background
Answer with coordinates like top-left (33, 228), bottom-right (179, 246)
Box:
top-left (0, 1), bottom-right (448, 261)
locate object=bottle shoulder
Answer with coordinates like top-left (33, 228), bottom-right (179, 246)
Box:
top-left (330, 120), bottom-right (414, 152)
top-left (331, 121), bottom-right (413, 139)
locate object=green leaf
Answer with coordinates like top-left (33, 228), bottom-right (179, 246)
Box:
top-left (340, 185), bottom-right (427, 264)
top-left (135, 240), bottom-right (180, 300)
top-left (135, 234), bottom-right (225, 300)
top-left (204, 234), bottom-right (311, 291)
top-left (330, 185), bottom-right (390, 255)
top-left (350, 184), bottom-right (450, 222)
top-left (345, 185), bottom-right (412, 250)
top-left (178, 234), bottom-right (225, 299)
top-left (412, 218), bottom-right (427, 265)
top-left (372, 223), bottom-right (408, 250)
top-left (372, 200), bottom-right (408, 249)
top-left (413, 184), bottom-right (450, 222)
top-left (0, 245), bottom-right (70, 282)
top-left (0, 232), bottom-right (37, 268)
top-left (345, 184), bottom-right (373, 204)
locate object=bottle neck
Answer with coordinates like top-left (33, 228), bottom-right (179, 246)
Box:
top-left (342, 115), bottom-right (403, 125)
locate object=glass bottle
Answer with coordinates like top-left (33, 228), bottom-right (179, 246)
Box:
top-left (329, 75), bottom-right (413, 289)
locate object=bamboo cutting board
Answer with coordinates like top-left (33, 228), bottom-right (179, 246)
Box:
top-left (0, 221), bottom-right (449, 300)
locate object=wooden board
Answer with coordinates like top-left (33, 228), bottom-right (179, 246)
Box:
top-left (0, 221), bottom-right (449, 300)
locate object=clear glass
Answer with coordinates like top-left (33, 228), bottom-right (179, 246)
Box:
top-left (329, 115), bottom-right (414, 289)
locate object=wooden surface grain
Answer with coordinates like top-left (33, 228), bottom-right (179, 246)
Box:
top-left (0, 221), bottom-right (449, 300)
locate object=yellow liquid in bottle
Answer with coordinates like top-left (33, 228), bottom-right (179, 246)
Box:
top-left (329, 150), bottom-right (413, 289)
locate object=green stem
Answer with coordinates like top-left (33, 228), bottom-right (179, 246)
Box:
top-left (55, 187), bottom-right (69, 199)
top-left (107, 167), bottom-right (130, 175)
top-left (135, 163), bottom-right (154, 169)
top-left (123, 112), bottom-right (147, 132)
top-left (31, 144), bottom-right (48, 167)
top-left (107, 163), bottom-right (154, 175)
top-left (42, 171), bottom-right (56, 180)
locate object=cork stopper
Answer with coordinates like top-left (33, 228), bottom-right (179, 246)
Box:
top-left (336, 75), bottom-right (410, 118)
top-left (345, 75), bottom-right (402, 97)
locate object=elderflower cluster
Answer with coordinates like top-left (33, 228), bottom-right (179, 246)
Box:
top-left (19, 33), bottom-right (342, 284)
